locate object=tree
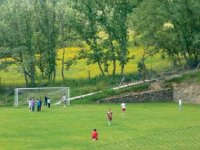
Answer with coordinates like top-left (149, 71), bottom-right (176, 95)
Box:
top-left (112, 0), bottom-right (135, 75)
top-left (132, 0), bottom-right (200, 69)
top-left (164, 0), bottom-right (200, 67)
top-left (0, 0), bottom-right (36, 86)
top-left (34, 0), bottom-right (59, 82)
top-left (0, 0), bottom-right (61, 85)
top-left (56, 0), bottom-right (81, 81)
top-left (95, 0), bottom-right (118, 76)
top-left (70, 0), bottom-right (136, 76)
top-left (56, 1), bottom-right (68, 81)
top-left (70, 0), bottom-right (105, 75)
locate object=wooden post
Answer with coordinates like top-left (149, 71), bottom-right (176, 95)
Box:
top-left (88, 70), bottom-right (91, 80)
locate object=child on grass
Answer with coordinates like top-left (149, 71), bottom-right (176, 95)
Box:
top-left (91, 129), bottom-right (98, 141)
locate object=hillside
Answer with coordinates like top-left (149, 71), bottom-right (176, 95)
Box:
top-left (93, 70), bottom-right (200, 104)
top-left (149, 78), bottom-right (200, 104)
top-left (0, 46), bottom-right (171, 85)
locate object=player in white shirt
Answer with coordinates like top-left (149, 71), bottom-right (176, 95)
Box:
top-left (27, 97), bottom-right (32, 111)
top-left (62, 94), bottom-right (68, 106)
top-left (179, 97), bottom-right (182, 111)
top-left (47, 98), bottom-right (51, 108)
top-left (121, 102), bottom-right (126, 113)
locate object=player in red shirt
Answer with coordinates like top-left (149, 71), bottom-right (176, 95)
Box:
top-left (91, 129), bottom-right (98, 141)
top-left (107, 109), bottom-right (113, 125)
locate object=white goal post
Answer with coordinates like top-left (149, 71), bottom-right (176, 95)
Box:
top-left (14, 87), bottom-right (70, 107)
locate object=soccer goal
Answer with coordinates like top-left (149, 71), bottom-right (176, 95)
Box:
top-left (14, 87), bottom-right (70, 107)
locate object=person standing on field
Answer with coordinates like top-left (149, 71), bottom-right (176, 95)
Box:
top-left (27, 97), bottom-right (32, 111)
top-left (121, 102), bottom-right (126, 113)
top-left (62, 93), bottom-right (67, 106)
top-left (179, 97), bottom-right (182, 111)
top-left (39, 97), bottom-right (42, 111)
top-left (37, 98), bottom-right (40, 111)
top-left (91, 129), bottom-right (98, 141)
top-left (44, 94), bottom-right (48, 106)
top-left (47, 98), bottom-right (51, 108)
top-left (107, 109), bottom-right (113, 125)
top-left (31, 98), bottom-right (35, 112)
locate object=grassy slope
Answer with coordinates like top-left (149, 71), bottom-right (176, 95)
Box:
top-left (164, 70), bottom-right (200, 84)
top-left (0, 46), bottom-right (171, 86)
top-left (0, 103), bottom-right (200, 150)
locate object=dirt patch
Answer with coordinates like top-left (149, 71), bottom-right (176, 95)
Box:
top-left (150, 81), bottom-right (162, 91)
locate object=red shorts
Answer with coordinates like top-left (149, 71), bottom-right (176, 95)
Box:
top-left (122, 108), bottom-right (126, 112)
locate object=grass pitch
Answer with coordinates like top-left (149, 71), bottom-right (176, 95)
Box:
top-left (0, 103), bottom-right (200, 150)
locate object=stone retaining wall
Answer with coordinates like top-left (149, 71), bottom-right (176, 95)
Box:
top-left (97, 89), bottom-right (173, 103)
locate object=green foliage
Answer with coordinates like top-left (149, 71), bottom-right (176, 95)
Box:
top-left (131, 0), bottom-right (200, 68)
top-left (69, 0), bottom-right (137, 76)
top-left (1, 0), bottom-right (200, 93)
top-left (0, 0), bottom-right (60, 86)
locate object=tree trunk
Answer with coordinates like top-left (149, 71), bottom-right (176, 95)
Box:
top-left (23, 66), bottom-right (29, 87)
top-left (98, 61), bottom-right (105, 76)
top-left (112, 58), bottom-right (116, 76)
top-left (30, 61), bottom-right (35, 87)
top-left (121, 64), bottom-right (125, 75)
top-left (53, 67), bottom-right (56, 83)
top-left (109, 38), bottom-right (116, 76)
top-left (176, 53), bottom-right (182, 66)
top-left (120, 38), bottom-right (127, 75)
top-left (61, 15), bottom-right (65, 81)
top-left (61, 48), bottom-right (65, 81)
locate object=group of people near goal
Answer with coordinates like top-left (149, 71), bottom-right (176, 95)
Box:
top-left (27, 93), bottom-right (68, 112)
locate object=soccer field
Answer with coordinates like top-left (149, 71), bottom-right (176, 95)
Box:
top-left (0, 103), bottom-right (200, 150)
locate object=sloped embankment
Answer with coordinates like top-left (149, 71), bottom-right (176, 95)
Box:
top-left (173, 83), bottom-right (200, 104)
top-left (98, 88), bottom-right (173, 103)
top-left (98, 79), bottom-right (200, 104)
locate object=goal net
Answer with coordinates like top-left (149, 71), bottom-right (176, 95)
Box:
top-left (14, 87), bottom-right (70, 107)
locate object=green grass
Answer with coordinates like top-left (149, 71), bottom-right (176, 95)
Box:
top-left (0, 103), bottom-right (200, 150)
top-left (72, 83), bottom-right (150, 104)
